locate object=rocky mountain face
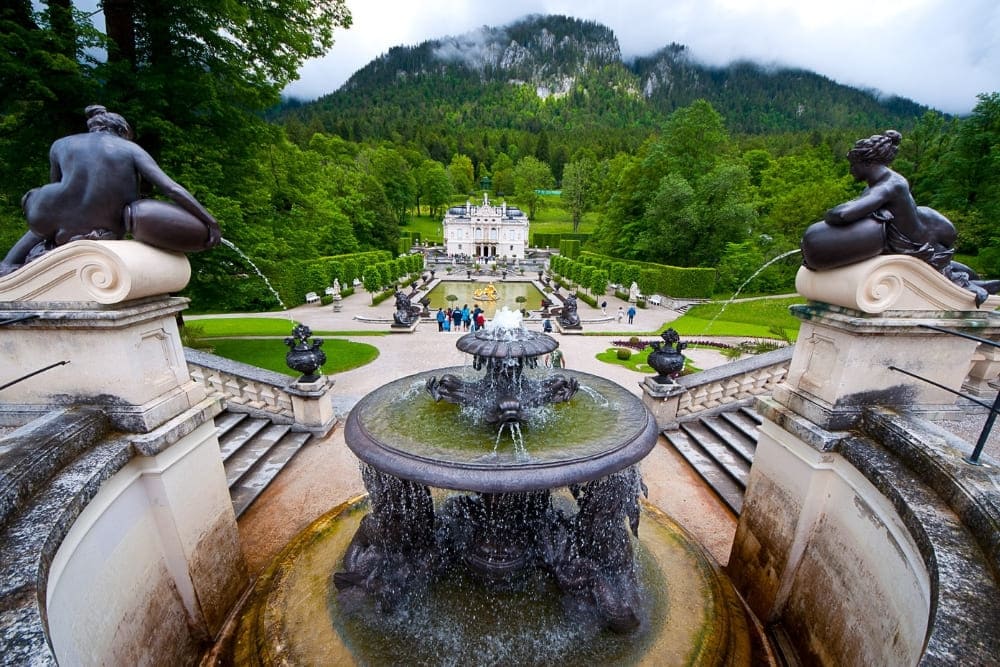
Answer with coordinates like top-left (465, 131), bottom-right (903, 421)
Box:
top-left (344, 15), bottom-right (621, 99)
top-left (286, 14), bottom-right (927, 137)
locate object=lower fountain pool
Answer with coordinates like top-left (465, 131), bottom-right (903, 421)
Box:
top-left (227, 497), bottom-right (752, 666)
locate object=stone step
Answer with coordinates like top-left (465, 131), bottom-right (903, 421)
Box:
top-left (664, 429), bottom-right (745, 515)
top-left (699, 417), bottom-right (755, 466)
top-left (679, 420), bottom-right (752, 488)
top-left (217, 415), bottom-right (271, 462)
top-left (230, 431), bottom-right (312, 519)
top-left (725, 408), bottom-right (763, 442)
top-left (662, 403), bottom-right (765, 515)
top-left (222, 422), bottom-right (293, 488)
top-left (212, 410), bottom-right (247, 437)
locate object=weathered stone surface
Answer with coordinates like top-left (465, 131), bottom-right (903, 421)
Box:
top-left (795, 255), bottom-right (1000, 314)
top-left (729, 401), bottom-right (1000, 666)
top-left (0, 240), bottom-right (190, 305)
top-left (0, 404), bottom-right (245, 665)
top-left (0, 408), bottom-right (108, 530)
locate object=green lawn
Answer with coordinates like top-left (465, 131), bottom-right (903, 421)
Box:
top-left (203, 338), bottom-right (379, 376)
top-left (402, 215), bottom-right (445, 244)
top-left (182, 317), bottom-right (382, 375)
top-left (183, 317), bottom-right (386, 338)
top-left (595, 347), bottom-right (701, 374)
top-left (664, 297), bottom-right (804, 341)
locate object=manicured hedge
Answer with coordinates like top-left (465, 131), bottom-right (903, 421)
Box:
top-left (579, 251), bottom-right (715, 298)
top-left (559, 239), bottom-right (581, 259)
top-left (533, 233), bottom-right (590, 248)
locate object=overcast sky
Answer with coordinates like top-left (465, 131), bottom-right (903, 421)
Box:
top-left (282, 0), bottom-right (999, 115)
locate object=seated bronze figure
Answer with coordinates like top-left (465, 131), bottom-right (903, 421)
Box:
top-left (1, 105), bottom-right (220, 277)
top-left (801, 130), bottom-right (997, 305)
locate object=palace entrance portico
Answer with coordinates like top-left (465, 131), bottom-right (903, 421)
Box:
top-left (442, 193), bottom-right (529, 260)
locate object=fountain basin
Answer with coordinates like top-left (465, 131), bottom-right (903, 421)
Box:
top-left (225, 496), bottom-right (755, 666)
top-left (344, 368), bottom-right (659, 493)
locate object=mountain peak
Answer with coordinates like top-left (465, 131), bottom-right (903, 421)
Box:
top-left (347, 15), bottom-right (620, 97)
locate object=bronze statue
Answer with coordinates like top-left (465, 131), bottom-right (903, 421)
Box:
top-left (0, 105), bottom-right (220, 277)
top-left (801, 130), bottom-right (998, 305)
top-left (556, 292), bottom-right (582, 329)
top-left (391, 289), bottom-right (421, 327)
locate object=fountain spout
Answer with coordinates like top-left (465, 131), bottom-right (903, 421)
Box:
top-left (425, 308), bottom-right (578, 434)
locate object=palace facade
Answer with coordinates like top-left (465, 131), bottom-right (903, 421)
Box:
top-left (442, 193), bottom-right (528, 259)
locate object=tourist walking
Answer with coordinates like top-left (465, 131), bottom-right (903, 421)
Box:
top-left (627, 305), bottom-right (636, 324)
top-left (462, 304), bottom-right (471, 331)
top-left (475, 311), bottom-right (486, 330)
top-left (601, 300), bottom-right (607, 314)
top-left (617, 306), bottom-right (624, 323)
top-left (545, 348), bottom-right (565, 369)
top-left (436, 308), bottom-right (445, 332)
top-left (452, 307), bottom-right (463, 332)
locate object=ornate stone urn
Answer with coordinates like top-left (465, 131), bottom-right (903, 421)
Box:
top-left (647, 328), bottom-right (687, 384)
top-left (284, 324), bottom-right (326, 382)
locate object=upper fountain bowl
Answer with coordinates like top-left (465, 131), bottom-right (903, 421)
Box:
top-left (345, 367), bottom-right (659, 494)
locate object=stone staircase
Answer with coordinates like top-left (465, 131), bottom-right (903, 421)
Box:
top-left (663, 403), bottom-right (763, 514)
top-left (214, 410), bottom-right (312, 518)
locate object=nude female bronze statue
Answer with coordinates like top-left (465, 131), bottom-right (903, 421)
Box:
top-left (801, 130), bottom-right (997, 305)
top-left (0, 105), bottom-right (221, 277)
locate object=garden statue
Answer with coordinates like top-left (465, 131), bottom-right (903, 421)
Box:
top-left (0, 105), bottom-right (220, 277)
top-left (284, 324), bottom-right (326, 382)
top-left (556, 293), bottom-right (582, 330)
top-left (392, 290), bottom-right (421, 328)
top-left (628, 282), bottom-right (640, 303)
top-left (800, 129), bottom-right (999, 306)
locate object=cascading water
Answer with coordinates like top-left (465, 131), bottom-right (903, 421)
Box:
top-left (700, 248), bottom-right (802, 335)
top-left (220, 238), bottom-right (288, 311)
top-left (222, 313), bottom-right (761, 665)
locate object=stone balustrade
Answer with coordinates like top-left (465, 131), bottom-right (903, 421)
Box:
top-left (185, 348), bottom-right (296, 421)
top-left (186, 347), bottom-right (337, 435)
top-left (642, 346), bottom-right (794, 428)
top-left (675, 346), bottom-right (793, 418)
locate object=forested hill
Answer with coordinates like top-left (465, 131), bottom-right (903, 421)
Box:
top-left (278, 14), bottom-right (929, 147)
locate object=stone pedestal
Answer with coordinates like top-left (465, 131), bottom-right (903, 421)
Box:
top-left (780, 257), bottom-right (1000, 429)
top-left (727, 254), bottom-right (1000, 664)
top-left (0, 239), bottom-right (248, 664)
top-left (640, 378), bottom-right (687, 428)
top-left (287, 377), bottom-right (338, 436)
top-left (0, 241), bottom-right (206, 432)
top-left (389, 321), bottom-right (419, 333)
top-left (964, 342), bottom-right (1000, 397)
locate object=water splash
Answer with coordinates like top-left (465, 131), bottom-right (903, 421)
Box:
top-left (220, 238), bottom-right (287, 311)
top-left (699, 248), bottom-right (801, 336)
top-left (494, 421), bottom-right (527, 460)
top-left (578, 385), bottom-right (611, 408)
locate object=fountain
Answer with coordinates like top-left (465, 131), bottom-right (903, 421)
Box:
top-left (473, 281), bottom-right (499, 301)
top-left (225, 309), bottom-right (759, 664)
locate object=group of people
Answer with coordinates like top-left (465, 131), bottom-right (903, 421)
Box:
top-left (616, 305), bottom-right (637, 324)
top-left (436, 304), bottom-right (485, 332)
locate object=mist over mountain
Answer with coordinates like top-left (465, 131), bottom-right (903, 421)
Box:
top-left (278, 15), bottom-right (928, 144)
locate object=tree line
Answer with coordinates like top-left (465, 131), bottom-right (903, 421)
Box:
top-left (1, 4), bottom-right (997, 312)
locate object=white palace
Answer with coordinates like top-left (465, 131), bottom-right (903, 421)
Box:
top-left (442, 193), bottom-right (528, 259)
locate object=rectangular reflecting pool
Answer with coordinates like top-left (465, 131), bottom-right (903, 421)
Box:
top-left (425, 280), bottom-right (546, 318)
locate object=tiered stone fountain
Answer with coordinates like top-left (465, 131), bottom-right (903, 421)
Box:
top-left (228, 309), bottom-right (758, 665)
